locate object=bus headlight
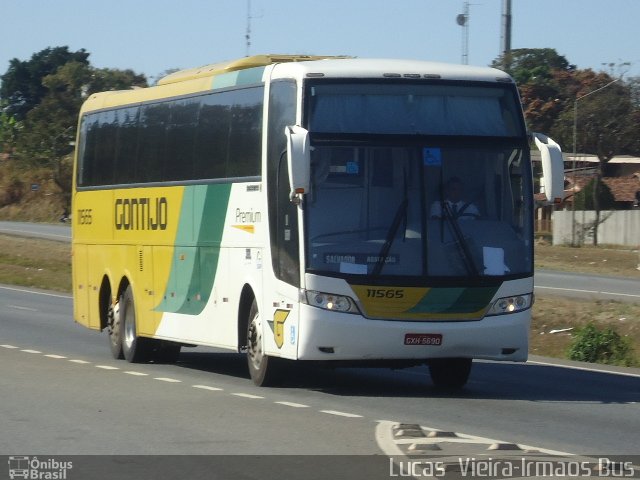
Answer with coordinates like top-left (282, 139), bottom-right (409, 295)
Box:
top-left (486, 294), bottom-right (532, 316)
top-left (303, 290), bottom-right (360, 314)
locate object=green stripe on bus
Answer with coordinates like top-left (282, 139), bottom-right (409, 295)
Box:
top-left (212, 66), bottom-right (265, 90)
top-left (407, 285), bottom-right (499, 315)
top-left (156, 183), bottom-right (232, 315)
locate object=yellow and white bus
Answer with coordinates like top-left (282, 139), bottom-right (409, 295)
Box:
top-left (72, 55), bottom-right (563, 388)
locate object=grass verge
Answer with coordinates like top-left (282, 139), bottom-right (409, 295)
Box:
top-left (0, 234), bottom-right (71, 293)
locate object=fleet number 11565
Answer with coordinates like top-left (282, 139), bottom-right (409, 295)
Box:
top-left (366, 289), bottom-right (404, 299)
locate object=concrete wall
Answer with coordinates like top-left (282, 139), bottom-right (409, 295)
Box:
top-left (553, 210), bottom-right (640, 246)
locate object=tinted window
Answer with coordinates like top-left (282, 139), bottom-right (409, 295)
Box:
top-left (77, 86), bottom-right (264, 187)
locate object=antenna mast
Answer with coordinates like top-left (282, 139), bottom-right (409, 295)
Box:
top-left (456, 2), bottom-right (470, 65)
top-left (245, 0), bottom-right (252, 57)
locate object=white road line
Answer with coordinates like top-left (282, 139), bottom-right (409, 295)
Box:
top-left (0, 344), bottom-right (19, 349)
top-left (193, 385), bottom-right (224, 392)
top-left (231, 393), bottom-right (264, 399)
top-left (0, 285), bottom-right (71, 299)
top-left (154, 377), bottom-right (181, 383)
top-left (320, 410), bottom-right (363, 418)
top-left (95, 365), bottom-right (119, 370)
top-left (44, 354), bottom-right (67, 359)
top-left (124, 371), bottom-right (148, 376)
top-left (20, 349), bottom-right (42, 354)
top-left (69, 359), bottom-right (90, 364)
top-left (8, 305), bottom-right (38, 312)
top-left (274, 401), bottom-right (310, 408)
top-left (536, 285), bottom-right (640, 299)
top-left (0, 228), bottom-right (70, 240)
top-left (527, 360), bottom-right (640, 378)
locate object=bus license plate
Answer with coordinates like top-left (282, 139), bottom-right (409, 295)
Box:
top-left (404, 333), bottom-right (443, 346)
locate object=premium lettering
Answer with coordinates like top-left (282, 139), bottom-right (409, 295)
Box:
top-left (115, 197), bottom-right (168, 230)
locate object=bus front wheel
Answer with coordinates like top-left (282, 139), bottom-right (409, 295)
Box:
top-left (428, 358), bottom-right (472, 390)
top-left (120, 285), bottom-right (149, 363)
top-left (246, 299), bottom-right (279, 386)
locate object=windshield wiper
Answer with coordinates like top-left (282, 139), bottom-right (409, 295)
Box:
top-left (372, 164), bottom-right (409, 276)
top-left (372, 198), bottom-right (408, 276)
top-left (441, 201), bottom-right (479, 276)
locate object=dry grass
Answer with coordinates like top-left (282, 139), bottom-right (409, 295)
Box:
top-left (0, 234), bottom-right (71, 292)
top-left (530, 296), bottom-right (640, 364)
top-left (535, 242), bottom-right (640, 278)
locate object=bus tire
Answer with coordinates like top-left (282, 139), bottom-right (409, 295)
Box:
top-left (428, 358), bottom-right (472, 390)
top-left (120, 285), bottom-right (150, 363)
top-left (246, 299), bottom-right (279, 386)
top-left (107, 302), bottom-right (124, 360)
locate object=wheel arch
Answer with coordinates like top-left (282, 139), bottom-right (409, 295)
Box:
top-left (237, 283), bottom-right (256, 353)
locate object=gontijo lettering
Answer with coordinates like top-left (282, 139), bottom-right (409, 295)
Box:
top-left (115, 197), bottom-right (168, 230)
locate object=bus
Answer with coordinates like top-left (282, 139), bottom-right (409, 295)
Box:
top-left (72, 55), bottom-right (563, 388)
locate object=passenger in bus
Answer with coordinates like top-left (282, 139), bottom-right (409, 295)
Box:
top-left (430, 176), bottom-right (480, 220)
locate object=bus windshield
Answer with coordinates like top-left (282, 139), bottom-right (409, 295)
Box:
top-left (307, 82), bottom-right (524, 137)
top-left (305, 144), bottom-right (532, 279)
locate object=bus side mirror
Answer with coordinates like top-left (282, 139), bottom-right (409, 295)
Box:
top-left (285, 125), bottom-right (310, 204)
top-left (532, 132), bottom-right (564, 205)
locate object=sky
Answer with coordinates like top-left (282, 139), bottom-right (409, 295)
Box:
top-left (2, 0), bottom-right (640, 84)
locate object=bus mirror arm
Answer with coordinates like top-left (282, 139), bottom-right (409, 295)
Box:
top-left (285, 125), bottom-right (311, 204)
top-left (532, 132), bottom-right (564, 205)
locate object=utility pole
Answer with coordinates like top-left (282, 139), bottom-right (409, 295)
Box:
top-left (500, 0), bottom-right (512, 69)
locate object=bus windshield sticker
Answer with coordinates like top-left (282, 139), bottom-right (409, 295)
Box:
top-left (423, 147), bottom-right (442, 166)
top-left (339, 262), bottom-right (367, 275)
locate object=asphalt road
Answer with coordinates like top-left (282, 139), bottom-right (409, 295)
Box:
top-left (1, 285), bottom-right (639, 463)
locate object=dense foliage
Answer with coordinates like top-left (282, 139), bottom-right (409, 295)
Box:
top-left (0, 47), bottom-right (147, 203)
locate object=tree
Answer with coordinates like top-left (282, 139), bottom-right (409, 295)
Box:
top-left (492, 49), bottom-right (575, 133)
top-left (1, 48), bottom-right (148, 203)
top-left (552, 72), bottom-right (639, 244)
top-left (0, 47), bottom-right (89, 121)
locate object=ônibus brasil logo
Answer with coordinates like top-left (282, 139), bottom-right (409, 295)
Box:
top-left (8, 456), bottom-right (73, 480)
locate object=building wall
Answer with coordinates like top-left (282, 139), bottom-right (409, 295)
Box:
top-left (552, 210), bottom-right (640, 246)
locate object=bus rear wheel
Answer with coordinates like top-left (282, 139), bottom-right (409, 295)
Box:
top-left (120, 285), bottom-right (150, 363)
top-left (246, 299), bottom-right (279, 386)
top-left (428, 358), bottom-right (472, 390)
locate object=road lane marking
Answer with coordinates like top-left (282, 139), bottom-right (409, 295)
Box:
top-left (124, 371), bottom-right (148, 376)
top-left (154, 377), bottom-right (181, 383)
top-left (231, 393), bottom-right (264, 399)
top-left (69, 359), bottom-right (90, 364)
top-left (536, 285), bottom-right (640, 299)
top-left (45, 354), bottom-right (67, 359)
top-left (320, 410), bottom-right (363, 418)
top-left (527, 360), bottom-right (640, 378)
top-left (193, 385), bottom-right (224, 392)
top-left (20, 349), bottom-right (42, 354)
top-left (0, 285), bottom-right (71, 299)
top-left (0, 344), bottom-right (19, 349)
top-left (95, 365), bottom-right (119, 370)
top-left (0, 227), bottom-right (70, 240)
top-left (275, 401), bottom-right (310, 408)
top-left (8, 305), bottom-right (38, 312)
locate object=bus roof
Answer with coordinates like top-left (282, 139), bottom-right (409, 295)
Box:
top-left (270, 57), bottom-right (513, 83)
top-left (79, 55), bottom-right (513, 114)
top-left (157, 54), bottom-right (348, 85)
